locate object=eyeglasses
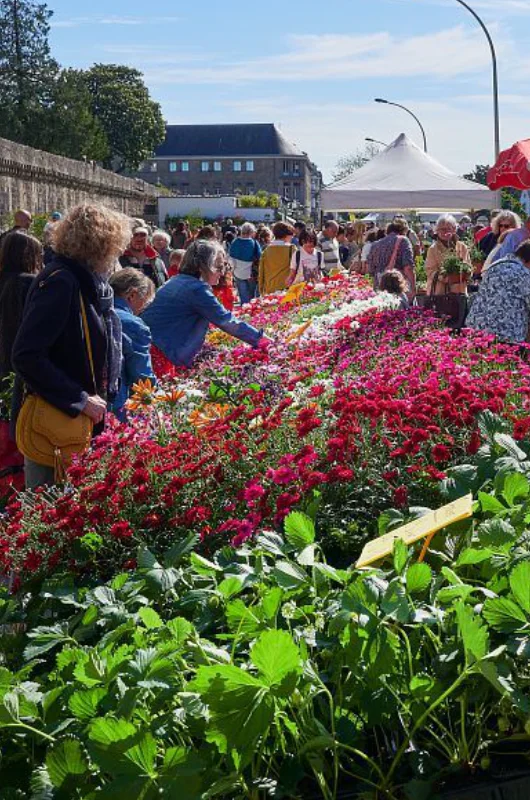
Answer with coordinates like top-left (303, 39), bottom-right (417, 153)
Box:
top-left (498, 223), bottom-right (513, 229)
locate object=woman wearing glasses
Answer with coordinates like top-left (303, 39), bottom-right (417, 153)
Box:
top-left (482, 212), bottom-right (523, 272)
top-left (142, 239), bottom-right (270, 372)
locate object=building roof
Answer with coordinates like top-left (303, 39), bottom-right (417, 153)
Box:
top-left (154, 124), bottom-right (305, 158)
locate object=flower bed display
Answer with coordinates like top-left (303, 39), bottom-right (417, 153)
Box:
top-left (2, 275), bottom-right (530, 582)
top-left (3, 277), bottom-right (530, 798)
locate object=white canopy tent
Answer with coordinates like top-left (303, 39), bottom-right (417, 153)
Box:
top-left (321, 133), bottom-right (495, 212)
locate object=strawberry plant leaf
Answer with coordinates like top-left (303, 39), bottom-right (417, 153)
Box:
top-left (455, 602), bottom-right (488, 663)
top-left (284, 512), bottom-right (315, 549)
top-left (509, 562), bottom-right (530, 613)
top-left (46, 739), bottom-right (89, 788)
top-left (483, 597), bottom-right (527, 633)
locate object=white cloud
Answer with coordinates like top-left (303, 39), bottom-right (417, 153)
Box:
top-left (139, 25), bottom-right (509, 86)
top-left (51, 15), bottom-right (181, 29)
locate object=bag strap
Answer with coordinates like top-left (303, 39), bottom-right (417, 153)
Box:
top-left (79, 293), bottom-right (97, 394)
top-left (317, 251), bottom-right (322, 268)
top-left (386, 236), bottom-right (402, 272)
top-left (296, 249), bottom-right (301, 269)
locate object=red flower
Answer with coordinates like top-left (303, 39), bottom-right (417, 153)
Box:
top-left (110, 521), bottom-right (133, 540)
top-left (431, 444), bottom-right (451, 464)
top-left (393, 485), bottom-right (409, 508)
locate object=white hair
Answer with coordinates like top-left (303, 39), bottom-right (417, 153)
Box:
top-left (241, 222), bottom-right (256, 237)
top-left (152, 229), bottom-right (171, 245)
top-left (435, 214), bottom-right (458, 231)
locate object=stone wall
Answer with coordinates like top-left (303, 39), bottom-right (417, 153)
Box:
top-left (0, 138), bottom-right (158, 219)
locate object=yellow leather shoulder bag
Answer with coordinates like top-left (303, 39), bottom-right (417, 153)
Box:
top-left (16, 293), bottom-right (96, 473)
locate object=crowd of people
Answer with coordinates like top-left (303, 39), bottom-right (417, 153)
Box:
top-left (1, 202), bottom-right (530, 491)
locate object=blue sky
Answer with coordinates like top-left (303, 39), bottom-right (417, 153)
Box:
top-left (48, 0), bottom-right (530, 181)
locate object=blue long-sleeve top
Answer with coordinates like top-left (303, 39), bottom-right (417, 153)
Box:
top-left (111, 296), bottom-right (156, 418)
top-left (141, 274), bottom-right (263, 367)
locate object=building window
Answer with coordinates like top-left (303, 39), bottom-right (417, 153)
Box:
top-left (282, 160), bottom-right (290, 175)
top-left (201, 161), bottom-right (210, 172)
top-left (246, 160), bottom-right (254, 172)
top-left (283, 183), bottom-right (291, 199)
top-left (214, 161), bottom-right (222, 172)
top-left (233, 160), bottom-right (242, 172)
top-left (181, 161), bottom-right (190, 172)
top-left (169, 161), bottom-right (178, 172)
top-left (293, 161), bottom-right (300, 176)
top-left (150, 162), bottom-right (158, 172)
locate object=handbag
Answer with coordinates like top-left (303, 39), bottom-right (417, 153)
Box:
top-left (16, 294), bottom-right (96, 475)
top-left (418, 273), bottom-right (468, 330)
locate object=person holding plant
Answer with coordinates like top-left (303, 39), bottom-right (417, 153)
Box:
top-left (108, 268), bottom-right (156, 420)
top-left (466, 242), bottom-right (530, 344)
top-left (142, 239), bottom-right (270, 370)
top-left (425, 214), bottom-right (472, 296)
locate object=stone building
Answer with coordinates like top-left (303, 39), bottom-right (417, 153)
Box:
top-left (135, 123), bottom-right (318, 218)
top-left (0, 137), bottom-right (157, 219)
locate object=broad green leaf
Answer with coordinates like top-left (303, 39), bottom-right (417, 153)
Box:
top-left (284, 511), bottom-right (315, 549)
top-left (164, 532), bottom-right (200, 566)
top-left (456, 548), bottom-right (493, 567)
top-left (261, 587), bottom-right (283, 620)
top-left (482, 597), bottom-right (527, 633)
top-left (225, 600), bottom-right (262, 635)
top-left (251, 630), bottom-right (301, 687)
top-left (138, 607), bottom-right (163, 629)
top-left (478, 491), bottom-right (506, 514)
top-left (218, 577), bottom-right (243, 599)
top-left (2, 690), bottom-right (19, 720)
top-left (272, 561), bottom-right (307, 589)
top-left (503, 473), bottom-right (530, 506)
top-left (455, 602), bottom-right (488, 663)
top-left (297, 544), bottom-right (315, 566)
top-left (393, 539), bottom-right (408, 575)
top-left (167, 617), bottom-right (193, 647)
top-left (477, 518), bottom-right (516, 549)
top-left (137, 547), bottom-right (179, 591)
top-left (24, 624), bottom-right (72, 660)
top-left (191, 552), bottom-right (221, 575)
top-left (313, 562), bottom-right (346, 584)
top-left (192, 665), bottom-right (274, 752)
top-left (46, 739), bottom-right (88, 788)
top-left (68, 688), bottom-right (107, 720)
top-left (29, 766), bottom-right (54, 800)
top-left (406, 563), bottom-right (431, 595)
top-left (89, 716), bottom-right (137, 746)
top-left (494, 433), bottom-right (527, 462)
top-left (510, 562), bottom-right (530, 613)
top-left (409, 674), bottom-right (434, 699)
top-left (124, 732), bottom-right (158, 779)
top-left (378, 508), bottom-right (404, 536)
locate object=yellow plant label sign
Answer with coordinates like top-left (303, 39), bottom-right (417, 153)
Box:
top-left (355, 494), bottom-right (473, 568)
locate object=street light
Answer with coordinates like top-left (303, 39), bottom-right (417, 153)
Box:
top-left (454, 0), bottom-right (500, 162)
top-left (374, 98), bottom-right (428, 153)
top-left (365, 137), bottom-right (388, 147)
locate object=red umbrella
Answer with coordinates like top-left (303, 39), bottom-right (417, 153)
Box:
top-left (488, 139), bottom-right (530, 190)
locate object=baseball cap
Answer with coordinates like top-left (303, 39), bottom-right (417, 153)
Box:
top-left (132, 226), bottom-right (149, 236)
top-left (51, 211), bottom-right (62, 220)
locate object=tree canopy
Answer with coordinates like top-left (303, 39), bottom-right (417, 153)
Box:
top-left (331, 143), bottom-right (381, 183)
top-left (0, 1), bottom-right (165, 169)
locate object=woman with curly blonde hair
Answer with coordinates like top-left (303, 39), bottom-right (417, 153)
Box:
top-left (13, 204), bottom-right (131, 489)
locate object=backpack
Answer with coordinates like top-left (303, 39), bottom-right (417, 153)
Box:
top-left (295, 249), bottom-right (322, 280)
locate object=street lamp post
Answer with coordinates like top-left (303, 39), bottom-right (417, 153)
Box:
top-left (454, 0), bottom-right (500, 164)
top-left (365, 137), bottom-right (388, 147)
top-left (374, 98), bottom-right (428, 153)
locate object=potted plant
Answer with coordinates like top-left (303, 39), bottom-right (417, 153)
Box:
top-left (440, 253), bottom-right (473, 286)
top-left (469, 244), bottom-right (485, 276)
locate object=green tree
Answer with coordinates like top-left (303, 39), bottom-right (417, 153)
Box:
top-left (462, 164), bottom-right (490, 186)
top-left (39, 69), bottom-right (109, 161)
top-left (0, 0), bottom-right (58, 142)
top-left (84, 64), bottom-right (166, 172)
top-left (332, 143), bottom-right (381, 182)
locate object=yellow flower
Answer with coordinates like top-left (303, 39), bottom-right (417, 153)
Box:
top-left (126, 378), bottom-right (158, 410)
top-left (188, 403), bottom-right (231, 431)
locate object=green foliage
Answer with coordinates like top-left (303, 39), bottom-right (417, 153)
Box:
top-left (237, 192), bottom-right (279, 209)
top-left (84, 64), bottom-right (166, 172)
top-left (439, 253), bottom-right (472, 276)
top-left (0, 0), bottom-right (58, 144)
top-left (332, 143), bottom-right (381, 182)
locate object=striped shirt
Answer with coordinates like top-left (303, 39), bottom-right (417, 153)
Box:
top-left (318, 234), bottom-right (341, 274)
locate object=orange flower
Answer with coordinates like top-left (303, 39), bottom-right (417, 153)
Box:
top-left (188, 403), bottom-right (230, 431)
top-left (157, 387), bottom-right (186, 406)
top-left (286, 320), bottom-right (312, 343)
top-left (126, 378), bottom-right (158, 410)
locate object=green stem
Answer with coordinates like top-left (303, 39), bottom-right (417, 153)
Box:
top-left (383, 668), bottom-right (470, 789)
top-left (1, 722), bottom-right (56, 743)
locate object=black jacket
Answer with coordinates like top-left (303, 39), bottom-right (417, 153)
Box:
top-left (12, 256), bottom-right (108, 418)
top-left (0, 273), bottom-right (35, 383)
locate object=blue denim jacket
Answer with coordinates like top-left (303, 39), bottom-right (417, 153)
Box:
top-left (141, 274), bottom-right (263, 367)
top-left (111, 296), bottom-right (156, 418)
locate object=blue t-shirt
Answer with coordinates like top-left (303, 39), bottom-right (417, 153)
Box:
top-left (229, 237), bottom-right (261, 263)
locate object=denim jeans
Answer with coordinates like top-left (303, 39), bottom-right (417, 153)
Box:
top-left (235, 278), bottom-right (258, 305)
top-left (24, 457), bottom-right (55, 490)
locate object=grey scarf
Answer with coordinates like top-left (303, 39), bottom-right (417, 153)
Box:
top-left (95, 275), bottom-right (122, 399)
